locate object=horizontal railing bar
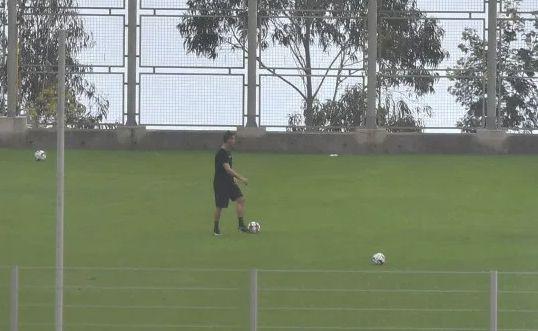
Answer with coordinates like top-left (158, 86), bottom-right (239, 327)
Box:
top-left (20, 285), bottom-right (239, 291)
top-left (17, 266), bottom-right (247, 272)
top-left (258, 269), bottom-right (490, 274)
top-left (20, 323), bottom-right (240, 328)
top-left (259, 326), bottom-right (488, 330)
top-left (261, 306), bottom-right (487, 312)
top-left (260, 288), bottom-right (488, 294)
top-left (21, 303), bottom-right (238, 310)
top-left (7, 265), bottom-right (537, 274)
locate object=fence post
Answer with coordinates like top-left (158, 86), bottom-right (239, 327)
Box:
top-left (246, 0), bottom-right (258, 127)
top-left (486, 0), bottom-right (498, 129)
top-left (10, 266), bottom-right (19, 331)
top-left (250, 269), bottom-right (258, 331)
top-left (55, 30), bottom-right (67, 331)
top-left (7, 0), bottom-right (17, 117)
top-left (366, 0), bottom-right (378, 129)
top-left (490, 271), bottom-right (498, 331)
top-left (126, 0), bottom-right (138, 126)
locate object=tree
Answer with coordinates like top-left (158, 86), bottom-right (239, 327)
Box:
top-left (26, 85), bottom-right (105, 128)
top-left (178, 0), bottom-right (447, 127)
top-left (448, 0), bottom-right (538, 130)
top-left (0, 0), bottom-right (108, 128)
top-left (287, 84), bottom-right (428, 132)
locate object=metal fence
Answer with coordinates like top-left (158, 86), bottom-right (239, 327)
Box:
top-left (0, 0), bottom-right (8, 114)
top-left (138, 1), bottom-right (248, 128)
top-left (1, 266), bottom-right (537, 330)
top-left (0, 0), bottom-right (125, 127)
top-left (0, 0), bottom-right (537, 131)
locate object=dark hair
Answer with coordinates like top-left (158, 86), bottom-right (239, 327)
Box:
top-left (223, 131), bottom-right (236, 143)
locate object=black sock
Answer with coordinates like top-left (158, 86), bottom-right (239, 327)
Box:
top-left (214, 221), bottom-right (220, 233)
top-left (238, 217), bottom-right (245, 227)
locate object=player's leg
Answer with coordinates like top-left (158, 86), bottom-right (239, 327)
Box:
top-left (213, 184), bottom-right (230, 235)
top-left (236, 196), bottom-right (245, 218)
top-left (230, 184), bottom-right (247, 232)
top-left (236, 197), bottom-right (248, 232)
top-left (213, 207), bottom-right (223, 235)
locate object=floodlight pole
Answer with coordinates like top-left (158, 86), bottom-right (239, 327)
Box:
top-left (7, 0), bottom-right (18, 117)
top-left (246, 0), bottom-right (258, 127)
top-left (486, 0), bottom-right (498, 129)
top-left (126, 0), bottom-right (138, 126)
top-left (55, 30), bottom-right (66, 331)
top-left (366, 0), bottom-right (378, 129)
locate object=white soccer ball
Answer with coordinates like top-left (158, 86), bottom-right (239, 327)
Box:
top-left (248, 221), bottom-right (261, 234)
top-left (34, 150), bottom-right (47, 161)
top-left (371, 252), bottom-right (386, 265)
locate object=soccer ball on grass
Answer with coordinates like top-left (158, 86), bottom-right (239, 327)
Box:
top-left (371, 252), bottom-right (386, 265)
top-left (248, 221), bottom-right (261, 234)
top-left (34, 150), bottom-right (47, 161)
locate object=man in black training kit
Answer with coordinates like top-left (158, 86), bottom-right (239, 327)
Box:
top-left (213, 131), bottom-right (249, 235)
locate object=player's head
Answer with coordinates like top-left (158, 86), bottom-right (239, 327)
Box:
top-left (223, 131), bottom-right (236, 146)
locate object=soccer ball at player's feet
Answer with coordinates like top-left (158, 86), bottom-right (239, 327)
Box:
top-left (34, 150), bottom-right (47, 161)
top-left (371, 253), bottom-right (385, 265)
top-left (248, 221), bottom-right (261, 234)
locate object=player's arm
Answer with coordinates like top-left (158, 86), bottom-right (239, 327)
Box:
top-left (223, 163), bottom-right (248, 185)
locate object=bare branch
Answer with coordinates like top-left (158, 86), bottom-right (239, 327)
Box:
top-left (333, 51), bottom-right (347, 101)
top-left (259, 59), bottom-right (307, 100)
top-left (268, 16), bottom-right (307, 68)
top-left (312, 46), bottom-right (346, 99)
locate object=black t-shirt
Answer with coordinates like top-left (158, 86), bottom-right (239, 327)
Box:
top-left (214, 148), bottom-right (234, 185)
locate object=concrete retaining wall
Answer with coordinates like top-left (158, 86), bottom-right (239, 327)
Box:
top-left (0, 127), bottom-right (537, 154)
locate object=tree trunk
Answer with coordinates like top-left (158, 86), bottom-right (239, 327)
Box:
top-left (303, 21), bottom-right (314, 126)
top-left (333, 51), bottom-right (346, 102)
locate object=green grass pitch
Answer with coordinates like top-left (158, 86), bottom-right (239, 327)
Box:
top-left (0, 149), bottom-right (537, 330)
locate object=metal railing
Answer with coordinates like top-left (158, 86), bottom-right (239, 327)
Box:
top-left (1, 0), bottom-right (127, 125)
top-left (2, 266), bottom-right (537, 331)
top-left (0, 0), bottom-right (537, 131)
top-left (0, 0), bottom-right (6, 115)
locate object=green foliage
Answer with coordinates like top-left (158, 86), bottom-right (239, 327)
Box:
top-left (287, 85), bottom-right (367, 132)
top-left (26, 85), bottom-right (104, 128)
top-left (287, 84), bottom-right (428, 132)
top-left (0, 0), bottom-right (109, 128)
top-left (178, 0), bottom-right (447, 127)
top-left (448, 0), bottom-right (538, 129)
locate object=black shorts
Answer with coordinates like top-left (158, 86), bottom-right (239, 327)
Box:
top-left (214, 182), bottom-right (243, 208)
